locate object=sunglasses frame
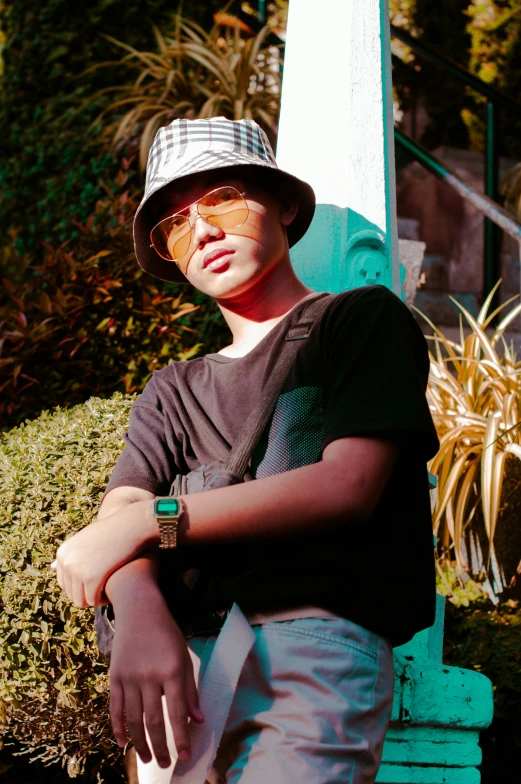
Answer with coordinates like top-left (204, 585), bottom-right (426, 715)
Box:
top-left (149, 185), bottom-right (249, 264)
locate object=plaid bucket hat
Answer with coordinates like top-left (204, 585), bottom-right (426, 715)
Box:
top-left (133, 117), bottom-right (316, 283)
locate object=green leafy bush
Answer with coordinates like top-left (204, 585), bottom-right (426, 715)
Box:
top-left (0, 164), bottom-right (215, 432)
top-left (436, 562), bottom-right (491, 608)
top-left (0, 393), bottom-right (134, 779)
top-left (444, 599), bottom-right (521, 781)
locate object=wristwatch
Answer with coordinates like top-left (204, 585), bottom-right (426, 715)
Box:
top-left (152, 496), bottom-right (184, 549)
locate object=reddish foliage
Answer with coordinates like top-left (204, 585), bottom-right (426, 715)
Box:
top-left (0, 173), bottom-right (201, 431)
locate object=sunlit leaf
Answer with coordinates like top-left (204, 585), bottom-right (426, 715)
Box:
top-left (420, 287), bottom-right (521, 587)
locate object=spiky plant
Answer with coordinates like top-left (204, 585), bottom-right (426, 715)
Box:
top-left (418, 283), bottom-right (521, 588)
top-left (86, 14), bottom-right (282, 171)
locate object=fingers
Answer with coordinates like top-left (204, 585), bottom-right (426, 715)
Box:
top-left (110, 679), bottom-right (128, 748)
top-left (54, 560), bottom-right (63, 592)
top-left (120, 685), bottom-right (153, 765)
top-left (142, 689), bottom-right (172, 769)
top-left (62, 567), bottom-right (86, 609)
top-left (108, 623), bottom-right (198, 768)
top-left (112, 682), bottom-right (175, 769)
top-left (184, 659), bottom-right (204, 725)
top-left (52, 553), bottom-right (89, 608)
top-left (163, 682), bottom-right (191, 762)
top-left (73, 583), bottom-right (88, 609)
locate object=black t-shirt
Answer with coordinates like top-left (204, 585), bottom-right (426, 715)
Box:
top-left (104, 286), bottom-right (439, 646)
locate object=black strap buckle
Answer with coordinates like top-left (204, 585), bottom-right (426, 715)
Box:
top-left (285, 322), bottom-right (313, 341)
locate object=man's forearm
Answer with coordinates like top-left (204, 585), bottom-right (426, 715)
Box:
top-left (178, 438), bottom-right (398, 545)
top-left (54, 438), bottom-right (398, 607)
top-left (112, 436), bottom-right (399, 552)
top-left (104, 554), bottom-right (159, 607)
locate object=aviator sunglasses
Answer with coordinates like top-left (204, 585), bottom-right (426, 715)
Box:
top-left (149, 186), bottom-right (249, 272)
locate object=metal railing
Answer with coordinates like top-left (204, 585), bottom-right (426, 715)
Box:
top-left (394, 128), bottom-right (521, 244)
top-left (391, 25), bottom-right (521, 301)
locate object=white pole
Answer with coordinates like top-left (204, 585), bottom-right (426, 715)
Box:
top-left (277, 0), bottom-right (400, 294)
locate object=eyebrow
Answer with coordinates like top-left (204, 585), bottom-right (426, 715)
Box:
top-left (155, 179), bottom-right (245, 222)
top-left (155, 194), bottom-right (196, 222)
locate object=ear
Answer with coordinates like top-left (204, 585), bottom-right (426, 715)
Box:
top-left (279, 194), bottom-right (299, 228)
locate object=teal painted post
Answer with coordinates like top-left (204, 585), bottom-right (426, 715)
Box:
top-left (276, 1), bottom-right (494, 781)
top-left (377, 595), bottom-right (493, 783)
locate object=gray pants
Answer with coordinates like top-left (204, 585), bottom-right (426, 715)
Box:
top-left (137, 615), bottom-right (394, 784)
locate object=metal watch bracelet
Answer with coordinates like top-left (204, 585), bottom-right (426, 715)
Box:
top-left (152, 496), bottom-right (184, 549)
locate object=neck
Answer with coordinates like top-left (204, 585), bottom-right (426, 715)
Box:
top-left (215, 261), bottom-right (315, 356)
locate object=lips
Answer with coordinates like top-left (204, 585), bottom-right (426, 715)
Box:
top-left (203, 248), bottom-right (235, 269)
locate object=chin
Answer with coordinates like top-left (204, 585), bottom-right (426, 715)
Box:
top-left (190, 264), bottom-right (262, 299)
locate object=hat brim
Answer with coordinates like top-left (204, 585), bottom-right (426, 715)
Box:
top-left (133, 162), bottom-right (315, 284)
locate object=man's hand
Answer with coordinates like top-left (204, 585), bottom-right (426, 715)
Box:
top-left (109, 577), bottom-right (204, 768)
top-left (51, 500), bottom-right (160, 607)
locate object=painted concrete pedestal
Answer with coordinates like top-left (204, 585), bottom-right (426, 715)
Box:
top-left (377, 596), bottom-right (493, 784)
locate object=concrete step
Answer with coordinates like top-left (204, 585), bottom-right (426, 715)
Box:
top-left (396, 148), bottom-right (520, 304)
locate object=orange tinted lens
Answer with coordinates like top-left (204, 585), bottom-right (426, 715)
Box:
top-left (151, 215), bottom-right (191, 261)
top-left (171, 229), bottom-right (192, 263)
top-left (199, 187), bottom-right (248, 229)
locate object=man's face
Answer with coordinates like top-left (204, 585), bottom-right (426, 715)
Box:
top-left (153, 171), bottom-right (298, 300)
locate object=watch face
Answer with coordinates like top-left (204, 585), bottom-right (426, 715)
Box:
top-left (156, 498), bottom-right (180, 516)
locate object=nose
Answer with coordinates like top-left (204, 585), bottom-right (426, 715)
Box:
top-left (190, 209), bottom-right (224, 250)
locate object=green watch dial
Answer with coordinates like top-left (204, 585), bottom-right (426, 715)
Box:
top-left (155, 498), bottom-right (181, 516)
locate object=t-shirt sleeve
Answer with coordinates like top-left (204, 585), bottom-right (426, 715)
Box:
top-left (101, 375), bottom-right (176, 501)
top-left (321, 286), bottom-right (439, 459)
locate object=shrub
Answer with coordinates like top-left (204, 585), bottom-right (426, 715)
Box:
top-left (436, 561), bottom-right (491, 608)
top-left (0, 393), bottom-right (135, 779)
top-left (443, 598), bottom-right (521, 781)
top-left (0, 163), bottom-right (213, 432)
top-left (418, 286), bottom-right (521, 594)
top-left (390, 0), bottom-right (521, 162)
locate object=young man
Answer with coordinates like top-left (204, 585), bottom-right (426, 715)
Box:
top-left (53, 117), bottom-right (439, 784)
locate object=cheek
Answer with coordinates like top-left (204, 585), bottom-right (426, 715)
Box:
top-left (182, 206), bottom-right (285, 287)
top-left (226, 208), bottom-right (285, 258)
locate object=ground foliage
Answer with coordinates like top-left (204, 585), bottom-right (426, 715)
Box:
top-left (0, 162), bottom-right (231, 433)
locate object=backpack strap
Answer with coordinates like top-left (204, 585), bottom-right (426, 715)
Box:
top-left (225, 292), bottom-right (334, 479)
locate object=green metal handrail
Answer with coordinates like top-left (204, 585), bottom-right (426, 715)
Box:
top-left (391, 25), bottom-right (521, 302)
top-left (395, 127), bottom-right (521, 242)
